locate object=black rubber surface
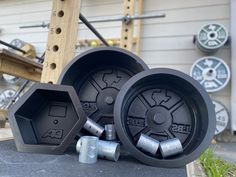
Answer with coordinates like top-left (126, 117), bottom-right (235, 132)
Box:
top-left (0, 140), bottom-right (187, 177)
top-left (114, 68), bottom-right (216, 168)
top-left (58, 47), bottom-right (148, 136)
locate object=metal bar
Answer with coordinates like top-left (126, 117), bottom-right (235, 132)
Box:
top-left (35, 56), bottom-right (43, 61)
top-left (130, 13), bottom-right (166, 20)
top-left (5, 80), bottom-right (30, 109)
top-left (78, 16), bottom-right (124, 24)
top-left (39, 52), bottom-right (45, 62)
top-left (89, 13), bottom-right (165, 24)
top-left (79, 13), bottom-right (109, 46)
top-left (0, 40), bottom-right (26, 54)
top-left (19, 13), bottom-right (166, 28)
top-left (19, 22), bottom-right (49, 29)
top-left (0, 40), bottom-right (42, 61)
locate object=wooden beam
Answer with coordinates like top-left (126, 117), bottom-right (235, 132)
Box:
top-left (41, 0), bottom-right (81, 84)
top-left (135, 0), bottom-right (143, 55)
top-left (120, 0), bottom-right (135, 51)
top-left (0, 49), bottom-right (42, 82)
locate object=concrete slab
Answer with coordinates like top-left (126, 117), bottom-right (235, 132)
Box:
top-left (212, 142), bottom-right (236, 164)
top-left (186, 161), bottom-right (206, 177)
top-left (0, 140), bottom-right (187, 177)
top-left (0, 122), bottom-right (13, 141)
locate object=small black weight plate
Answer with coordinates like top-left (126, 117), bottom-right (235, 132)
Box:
top-left (8, 83), bottom-right (87, 154)
top-left (58, 47), bottom-right (148, 131)
top-left (114, 68), bottom-right (216, 168)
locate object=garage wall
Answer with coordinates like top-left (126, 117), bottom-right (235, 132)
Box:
top-left (141, 0), bottom-right (231, 113)
top-left (0, 0), bottom-right (231, 119)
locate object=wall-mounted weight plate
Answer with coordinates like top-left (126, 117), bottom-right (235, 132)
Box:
top-left (114, 68), bottom-right (216, 168)
top-left (8, 39), bottom-right (26, 53)
top-left (58, 47), bottom-right (149, 136)
top-left (8, 39), bottom-right (37, 59)
top-left (0, 91), bottom-right (7, 109)
top-left (190, 57), bottom-right (230, 93)
top-left (2, 74), bottom-right (21, 84)
top-left (2, 88), bottom-right (16, 99)
top-left (196, 23), bottom-right (228, 53)
top-left (212, 100), bottom-right (229, 135)
top-left (0, 88), bottom-right (16, 109)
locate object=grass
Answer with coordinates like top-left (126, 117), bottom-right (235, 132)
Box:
top-left (199, 148), bottom-right (236, 177)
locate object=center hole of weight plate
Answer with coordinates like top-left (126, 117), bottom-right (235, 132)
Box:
top-left (207, 69), bottom-right (214, 76)
top-left (146, 106), bottom-right (172, 132)
top-left (210, 33), bottom-right (215, 38)
top-left (208, 32), bottom-right (218, 40)
top-left (105, 96), bottom-right (114, 105)
top-left (153, 113), bottom-right (166, 125)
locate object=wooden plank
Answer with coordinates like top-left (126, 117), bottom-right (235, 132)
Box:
top-left (140, 36), bottom-right (230, 51)
top-left (120, 0), bottom-right (135, 51)
top-left (41, 0), bottom-right (81, 84)
top-left (0, 3), bottom-right (229, 26)
top-left (144, 0), bottom-right (229, 12)
top-left (0, 0), bottom-right (228, 14)
top-left (135, 0), bottom-right (143, 55)
top-left (140, 48), bottom-right (231, 65)
top-left (0, 49), bottom-right (42, 82)
top-left (0, 0), bottom-right (121, 16)
top-left (1, 19), bottom-right (230, 43)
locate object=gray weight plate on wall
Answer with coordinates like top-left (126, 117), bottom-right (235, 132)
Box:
top-left (2, 88), bottom-right (16, 99)
top-left (8, 39), bottom-right (26, 53)
top-left (2, 74), bottom-right (21, 84)
top-left (196, 23), bottom-right (228, 53)
top-left (190, 56), bottom-right (230, 92)
top-left (212, 100), bottom-right (229, 135)
top-left (0, 91), bottom-right (7, 109)
top-left (0, 88), bottom-right (16, 109)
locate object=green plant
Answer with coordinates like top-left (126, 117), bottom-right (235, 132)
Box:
top-left (199, 148), bottom-right (236, 177)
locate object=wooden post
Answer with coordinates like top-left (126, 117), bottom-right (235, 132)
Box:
top-left (41, 0), bottom-right (81, 84)
top-left (135, 0), bottom-right (143, 55)
top-left (120, 0), bottom-right (135, 51)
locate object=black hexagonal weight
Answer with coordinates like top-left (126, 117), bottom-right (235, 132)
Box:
top-left (8, 83), bottom-right (87, 154)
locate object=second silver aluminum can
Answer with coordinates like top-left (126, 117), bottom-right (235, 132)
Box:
top-left (136, 134), bottom-right (160, 155)
top-left (77, 136), bottom-right (98, 164)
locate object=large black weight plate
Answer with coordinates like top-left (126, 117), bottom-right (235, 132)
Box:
top-left (58, 47), bottom-right (149, 131)
top-left (114, 68), bottom-right (216, 168)
top-left (8, 83), bottom-right (87, 154)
